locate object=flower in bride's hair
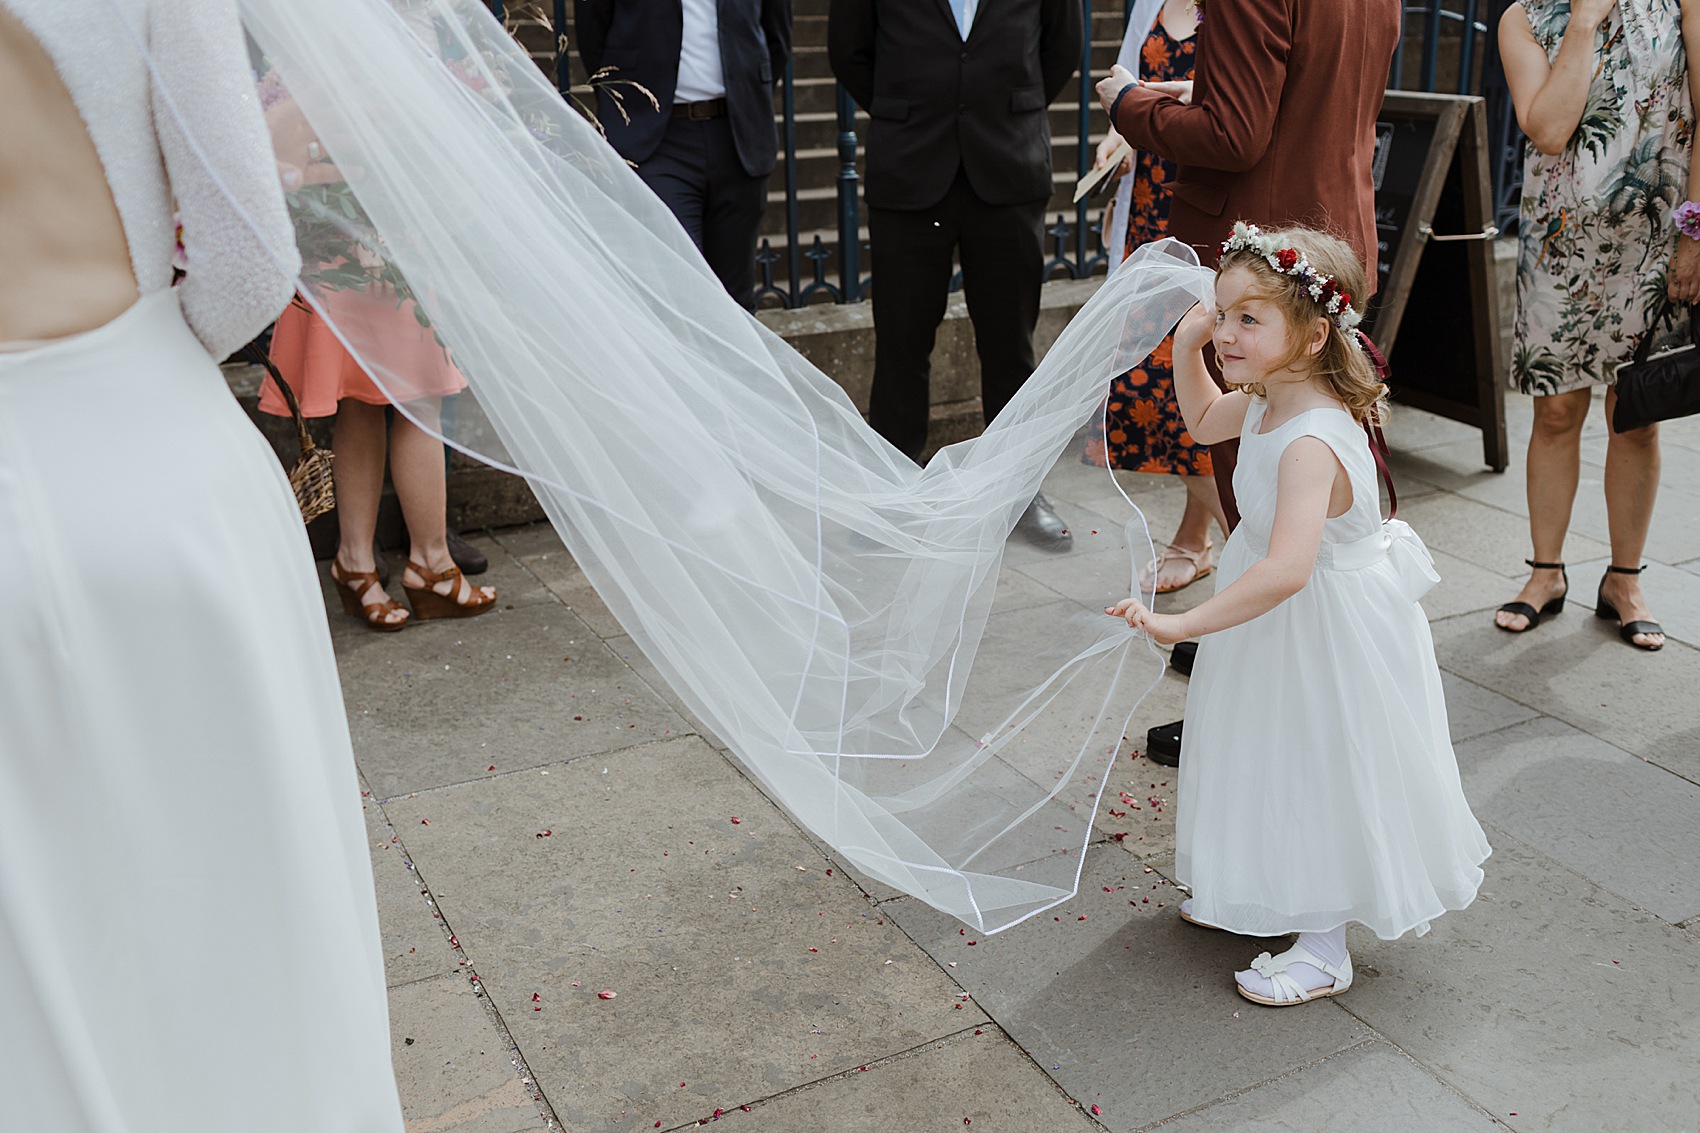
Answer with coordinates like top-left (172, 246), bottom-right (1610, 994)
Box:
top-left (1275, 248), bottom-right (1298, 271)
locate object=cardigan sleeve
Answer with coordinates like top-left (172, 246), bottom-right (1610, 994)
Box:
top-left (150, 0), bottom-right (300, 359)
top-left (1111, 0), bottom-right (1290, 173)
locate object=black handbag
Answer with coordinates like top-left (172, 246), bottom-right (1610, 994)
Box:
top-left (1613, 302), bottom-right (1700, 433)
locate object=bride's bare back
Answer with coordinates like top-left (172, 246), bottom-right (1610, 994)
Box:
top-left (0, 6), bottom-right (138, 343)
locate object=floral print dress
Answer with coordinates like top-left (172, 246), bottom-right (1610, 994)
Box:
top-left (1085, 9), bottom-right (1209, 475)
top-left (1514, 0), bottom-right (1692, 396)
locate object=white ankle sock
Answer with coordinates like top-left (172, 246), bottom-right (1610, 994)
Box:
top-left (1235, 926), bottom-right (1348, 999)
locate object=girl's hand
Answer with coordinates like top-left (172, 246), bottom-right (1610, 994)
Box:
top-left (1106, 599), bottom-right (1193, 645)
top-left (1670, 236), bottom-right (1700, 303)
top-left (1141, 79), bottom-right (1194, 105)
top-left (1174, 302), bottom-right (1215, 353)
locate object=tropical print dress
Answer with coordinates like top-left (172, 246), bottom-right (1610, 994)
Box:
top-left (1514, 0), bottom-right (1692, 395)
top-left (1085, 9), bottom-right (1209, 475)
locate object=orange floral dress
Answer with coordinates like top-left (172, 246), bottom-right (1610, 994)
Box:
top-left (1084, 11), bottom-right (1209, 477)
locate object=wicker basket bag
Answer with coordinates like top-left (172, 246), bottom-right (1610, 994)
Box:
top-left (240, 343), bottom-right (336, 523)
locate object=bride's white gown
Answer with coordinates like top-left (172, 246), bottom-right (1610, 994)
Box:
top-left (0, 1), bottom-right (404, 1129)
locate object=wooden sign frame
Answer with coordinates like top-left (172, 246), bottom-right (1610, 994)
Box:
top-left (1364, 91), bottom-right (1509, 472)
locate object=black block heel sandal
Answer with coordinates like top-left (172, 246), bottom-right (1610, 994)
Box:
top-left (1496, 559), bottom-right (1567, 633)
top-left (1595, 564), bottom-right (1665, 651)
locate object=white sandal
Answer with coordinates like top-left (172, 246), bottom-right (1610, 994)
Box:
top-left (1235, 942), bottom-right (1353, 1007)
top-left (1178, 898), bottom-right (1223, 930)
top-left (1140, 541), bottom-right (1214, 595)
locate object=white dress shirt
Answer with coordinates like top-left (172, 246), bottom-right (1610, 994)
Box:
top-left (953, 0), bottom-right (979, 40)
top-left (675, 0), bottom-right (727, 102)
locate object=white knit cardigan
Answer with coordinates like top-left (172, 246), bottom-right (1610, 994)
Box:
top-left (4, 0), bottom-right (300, 359)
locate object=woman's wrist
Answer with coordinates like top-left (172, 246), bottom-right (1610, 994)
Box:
top-left (1674, 200), bottom-right (1700, 240)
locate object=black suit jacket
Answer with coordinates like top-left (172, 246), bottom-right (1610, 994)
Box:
top-left (828, 0), bottom-right (1081, 210)
top-left (577, 0), bottom-right (793, 178)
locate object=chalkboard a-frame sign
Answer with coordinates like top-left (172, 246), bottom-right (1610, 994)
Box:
top-left (1363, 91), bottom-right (1509, 472)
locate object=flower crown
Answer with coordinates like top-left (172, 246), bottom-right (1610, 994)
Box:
top-left (1219, 222), bottom-right (1365, 333)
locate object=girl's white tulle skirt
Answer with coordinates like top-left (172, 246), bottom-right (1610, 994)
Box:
top-left (1176, 526), bottom-right (1492, 941)
top-left (0, 290), bottom-right (403, 1132)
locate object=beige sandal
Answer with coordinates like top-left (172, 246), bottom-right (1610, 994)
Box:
top-left (1141, 541), bottom-right (1215, 595)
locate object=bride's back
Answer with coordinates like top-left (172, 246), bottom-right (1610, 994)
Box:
top-left (0, 5), bottom-right (138, 343)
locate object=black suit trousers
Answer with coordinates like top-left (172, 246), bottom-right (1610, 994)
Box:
top-left (639, 116), bottom-right (768, 310)
top-left (866, 168), bottom-right (1046, 461)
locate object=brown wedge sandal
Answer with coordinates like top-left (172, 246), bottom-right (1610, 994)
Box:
top-left (330, 561), bottom-right (410, 632)
top-left (403, 560), bottom-right (497, 620)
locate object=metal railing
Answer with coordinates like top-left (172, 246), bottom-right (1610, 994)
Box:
top-left (522, 1), bottom-right (1521, 310)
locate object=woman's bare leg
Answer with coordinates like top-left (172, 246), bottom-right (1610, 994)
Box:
top-left (390, 406), bottom-right (493, 603)
top-left (1496, 388), bottom-right (1589, 629)
top-left (1148, 472), bottom-right (1228, 592)
top-left (1599, 388), bottom-right (1664, 648)
top-left (330, 399), bottom-right (407, 625)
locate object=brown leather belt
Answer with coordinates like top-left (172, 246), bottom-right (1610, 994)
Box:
top-left (672, 98), bottom-right (727, 120)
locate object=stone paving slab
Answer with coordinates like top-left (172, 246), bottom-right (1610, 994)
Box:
top-left (1454, 716), bottom-right (1700, 923)
top-left (1429, 609), bottom-right (1700, 786)
top-left (340, 602), bottom-right (688, 798)
top-left (599, 633), bottom-right (727, 750)
top-left (1440, 671), bottom-right (1543, 745)
top-left (1343, 833), bottom-right (1700, 1133)
top-left (883, 845), bottom-right (1371, 1133)
top-left (733, 1029), bottom-right (1099, 1133)
top-left (1383, 401), bottom-right (1513, 452)
top-left (492, 525), bottom-right (625, 640)
top-left (366, 798), bottom-right (463, 988)
top-left (1562, 479), bottom-right (1700, 568)
top-left (1152, 1041), bottom-right (1499, 1133)
top-left (1422, 547), bottom-right (1527, 620)
top-left (1569, 555), bottom-right (1699, 649)
top-left (1396, 492), bottom-right (1612, 581)
top-left (382, 737), bottom-right (985, 1133)
top-left (388, 972), bottom-right (546, 1133)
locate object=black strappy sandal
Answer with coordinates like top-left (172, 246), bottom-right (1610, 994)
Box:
top-left (1595, 564), bottom-right (1665, 651)
top-left (1496, 559), bottom-right (1567, 633)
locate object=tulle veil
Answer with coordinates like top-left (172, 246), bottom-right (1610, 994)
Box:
top-left (119, 0), bottom-right (1212, 934)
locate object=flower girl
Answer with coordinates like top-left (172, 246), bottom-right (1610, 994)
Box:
top-left (1110, 224), bottom-right (1490, 1006)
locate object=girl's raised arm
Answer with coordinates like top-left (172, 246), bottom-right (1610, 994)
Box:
top-left (1171, 303), bottom-right (1250, 445)
top-left (1499, 0), bottom-right (1615, 155)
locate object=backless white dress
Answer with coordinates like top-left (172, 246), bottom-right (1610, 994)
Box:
top-left (1176, 400), bottom-right (1491, 940)
top-left (0, 1), bottom-right (405, 1129)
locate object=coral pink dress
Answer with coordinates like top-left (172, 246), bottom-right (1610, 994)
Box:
top-left (259, 289), bottom-right (466, 418)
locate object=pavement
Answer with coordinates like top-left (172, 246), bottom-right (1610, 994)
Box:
top-left (326, 389), bottom-right (1700, 1133)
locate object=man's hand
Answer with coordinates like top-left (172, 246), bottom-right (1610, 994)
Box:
top-left (1096, 63), bottom-right (1138, 117)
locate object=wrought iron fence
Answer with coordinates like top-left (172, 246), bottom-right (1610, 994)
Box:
top-left (515, 0), bottom-right (1522, 310)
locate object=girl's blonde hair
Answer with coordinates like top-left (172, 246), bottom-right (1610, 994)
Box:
top-left (1216, 225), bottom-right (1389, 424)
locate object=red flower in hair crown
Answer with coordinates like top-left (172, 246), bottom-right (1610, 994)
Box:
top-left (1220, 222), bottom-right (1365, 334)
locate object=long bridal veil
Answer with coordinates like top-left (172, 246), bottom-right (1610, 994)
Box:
top-left (127, 0), bottom-right (1211, 933)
